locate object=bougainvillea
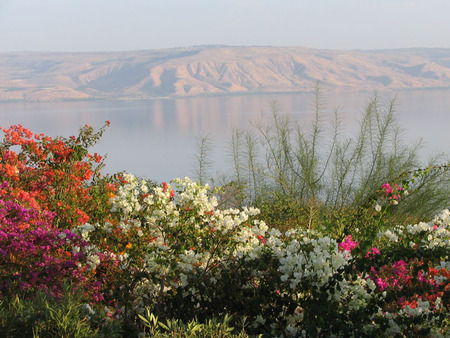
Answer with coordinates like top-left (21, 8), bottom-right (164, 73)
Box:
top-left (0, 195), bottom-right (104, 302)
top-left (75, 174), bottom-right (449, 336)
top-left (0, 122), bottom-right (115, 227)
top-left (0, 123), bottom-right (116, 304)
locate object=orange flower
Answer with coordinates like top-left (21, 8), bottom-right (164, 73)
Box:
top-left (4, 163), bottom-right (18, 176)
top-left (18, 223), bottom-right (30, 231)
top-left (93, 153), bottom-right (102, 163)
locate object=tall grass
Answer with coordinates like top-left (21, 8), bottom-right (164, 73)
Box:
top-left (199, 83), bottom-right (449, 236)
top-left (191, 134), bottom-right (213, 185)
top-left (0, 283), bottom-right (122, 337)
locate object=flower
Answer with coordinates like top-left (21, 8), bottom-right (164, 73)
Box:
top-left (365, 247), bottom-right (380, 258)
top-left (338, 235), bottom-right (359, 253)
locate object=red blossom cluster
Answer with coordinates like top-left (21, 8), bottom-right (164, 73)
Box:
top-left (0, 122), bottom-right (115, 227)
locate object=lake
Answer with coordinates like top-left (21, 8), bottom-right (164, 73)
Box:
top-left (0, 89), bottom-right (449, 182)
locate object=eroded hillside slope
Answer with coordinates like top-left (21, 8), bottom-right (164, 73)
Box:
top-left (1, 46), bottom-right (449, 101)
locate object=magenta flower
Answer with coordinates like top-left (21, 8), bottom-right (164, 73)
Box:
top-left (338, 235), bottom-right (359, 253)
top-left (0, 197), bottom-right (104, 302)
top-left (365, 247), bottom-right (380, 258)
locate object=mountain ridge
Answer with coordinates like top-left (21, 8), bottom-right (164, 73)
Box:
top-left (1, 46), bottom-right (449, 102)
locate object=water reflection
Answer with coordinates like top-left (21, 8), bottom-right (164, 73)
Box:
top-left (0, 90), bottom-right (448, 182)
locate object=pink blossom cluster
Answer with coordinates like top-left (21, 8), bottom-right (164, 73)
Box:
top-left (338, 235), bottom-right (359, 253)
top-left (368, 258), bottom-right (447, 311)
top-left (382, 183), bottom-right (403, 203)
top-left (370, 260), bottom-right (411, 292)
top-left (365, 247), bottom-right (381, 258)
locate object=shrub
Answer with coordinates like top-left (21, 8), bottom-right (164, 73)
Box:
top-left (76, 172), bottom-right (449, 336)
top-left (0, 194), bottom-right (104, 302)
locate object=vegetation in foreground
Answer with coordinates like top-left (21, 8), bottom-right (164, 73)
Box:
top-left (0, 91), bottom-right (449, 337)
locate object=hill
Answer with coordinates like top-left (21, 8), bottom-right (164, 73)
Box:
top-left (1, 46), bottom-right (449, 102)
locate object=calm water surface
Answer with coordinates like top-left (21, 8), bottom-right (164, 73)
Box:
top-left (0, 90), bottom-right (449, 182)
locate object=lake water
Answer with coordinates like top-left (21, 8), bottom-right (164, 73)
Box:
top-left (0, 89), bottom-right (449, 182)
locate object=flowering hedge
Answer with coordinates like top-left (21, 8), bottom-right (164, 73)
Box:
top-left (75, 173), bottom-right (449, 336)
top-left (0, 124), bottom-right (448, 336)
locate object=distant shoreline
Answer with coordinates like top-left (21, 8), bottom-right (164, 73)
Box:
top-left (1, 86), bottom-right (450, 104)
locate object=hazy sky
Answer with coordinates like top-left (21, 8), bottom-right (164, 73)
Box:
top-left (0, 0), bottom-right (449, 52)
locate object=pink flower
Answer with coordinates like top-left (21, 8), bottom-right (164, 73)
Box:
top-left (338, 235), bottom-right (359, 253)
top-left (375, 277), bottom-right (389, 291)
top-left (382, 183), bottom-right (392, 196)
top-left (365, 247), bottom-right (380, 258)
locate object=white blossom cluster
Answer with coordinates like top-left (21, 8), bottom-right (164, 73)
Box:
top-left (377, 208), bottom-right (450, 250)
top-left (110, 173), bottom-right (149, 216)
top-left (331, 276), bottom-right (378, 311)
top-left (271, 233), bottom-right (349, 289)
top-left (71, 223), bottom-right (102, 271)
top-left (99, 175), bottom-right (269, 289)
top-left (73, 222), bottom-right (96, 239)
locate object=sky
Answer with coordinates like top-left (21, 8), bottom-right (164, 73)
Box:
top-left (0, 0), bottom-right (449, 52)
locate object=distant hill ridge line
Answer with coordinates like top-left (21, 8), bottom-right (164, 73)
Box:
top-left (0, 46), bottom-right (449, 102)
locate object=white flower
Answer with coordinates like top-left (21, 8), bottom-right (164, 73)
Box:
top-left (255, 315), bottom-right (266, 325)
top-left (83, 303), bottom-right (95, 315)
top-left (375, 204), bottom-right (382, 212)
top-left (87, 254), bottom-right (101, 270)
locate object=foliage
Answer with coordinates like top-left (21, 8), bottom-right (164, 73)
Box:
top-left (139, 310), bottom-right (251, 337)
top-left (0, 283), bottom-right (122, 338)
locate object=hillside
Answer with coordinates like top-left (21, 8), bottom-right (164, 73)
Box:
top-left (1, 46), bottom-right (450, 102)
